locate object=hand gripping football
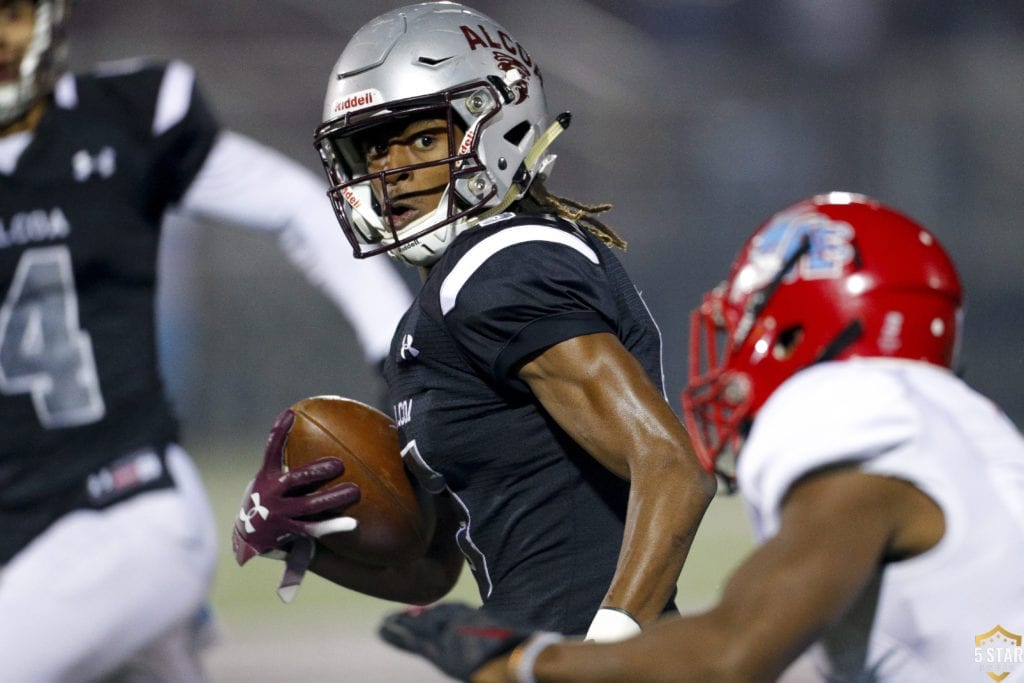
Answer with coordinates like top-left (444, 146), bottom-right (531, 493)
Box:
top-left (283, 395), bottom-right (435, 566)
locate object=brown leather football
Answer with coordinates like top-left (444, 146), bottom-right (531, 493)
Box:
top-left (282, 395), bottom-right (434, 566)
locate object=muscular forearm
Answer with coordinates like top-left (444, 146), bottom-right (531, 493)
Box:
top-left (519, 333), bottom-right (717, 626)
top-left (602, 461), bottom-right (715, 624)
top-left (539, 470), bottom-right (900, 682)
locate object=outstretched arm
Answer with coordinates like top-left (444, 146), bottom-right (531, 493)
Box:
top-left (490, 467), bottom-right (943, 682)
top-left (518, 332), bottom-right (717, 636)
top-left (176, 129), bottom-right (412, 363)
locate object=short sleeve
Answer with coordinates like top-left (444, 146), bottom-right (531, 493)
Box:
top-left (737, 362), bottom-right (918, 539)
top-left (148, 60), bottom-right (220, 203)
top-left (439, 224), bottom-right (617, 392)
top-left (88, 59), bottom-right (220, 205)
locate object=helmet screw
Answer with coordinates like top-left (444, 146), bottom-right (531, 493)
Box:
top-left (468, 175), bottom-right (490, 196)
top-left (723, 375), bottom-right (750, 405)
top-left (498, 158), bottom-right (507, 170)
top-left (467, 92), bottom-right (490, 115)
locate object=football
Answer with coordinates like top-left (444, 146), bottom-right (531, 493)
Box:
top-left (282, 395), bottom-right (435, 566)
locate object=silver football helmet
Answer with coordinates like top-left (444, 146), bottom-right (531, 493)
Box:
top-left (0, 0), bottom-right (70, 127)
top-left (314, 2), bottom-right (565, 266)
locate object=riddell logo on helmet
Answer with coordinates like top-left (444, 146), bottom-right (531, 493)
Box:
top-left (341, 186), bottom-right (362, 208)
top-left (332, 88), bottom-right (382, 115)
top-left (458, 129), bottom-right (476, 155)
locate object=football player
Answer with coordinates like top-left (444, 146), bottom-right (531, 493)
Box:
top-left (375, 193), bottom-right (1024, 682)
top-left (232, 1), bottom-right (716, 643)
top-left (0, 1), bottom-right (411, 681)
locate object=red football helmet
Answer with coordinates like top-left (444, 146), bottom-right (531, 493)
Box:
top-left (682, 193), bottom-right (963, 482)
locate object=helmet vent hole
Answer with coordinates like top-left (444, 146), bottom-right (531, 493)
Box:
top-left (504, 121), bottom-right (531, 147)
top-left (773, 326), bottom-right (804, 360)
top-left (417, 55), bottom-right (456, 66)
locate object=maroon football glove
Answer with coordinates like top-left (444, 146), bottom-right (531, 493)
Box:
top-left (232, 408), bottom-right (361, 600)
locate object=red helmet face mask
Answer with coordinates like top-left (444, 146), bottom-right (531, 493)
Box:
top-left (682, 193), bottom-right (963, 485)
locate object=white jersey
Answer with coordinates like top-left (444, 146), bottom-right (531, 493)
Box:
top-left (738, 359), bottom-right (1024, 683)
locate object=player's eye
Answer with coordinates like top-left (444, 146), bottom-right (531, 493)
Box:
top-left (365, 143), bottom-right (389, 161)
top-left (408, 127), bottom-right (451, 159)
top-left (414, 133), bottom-right (439, 150)
top-left (360, 140), bottom-right (393, 171)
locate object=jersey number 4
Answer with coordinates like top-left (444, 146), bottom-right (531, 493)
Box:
top-left (0, 246), bottom-right (106, 428)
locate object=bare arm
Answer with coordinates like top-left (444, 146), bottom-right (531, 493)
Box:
top-left (311, 491), bottom-right (465, 605)
top-left (483, 467), bottom-right (944, 682)
top-left (518, 332), bottom-right (717, 626)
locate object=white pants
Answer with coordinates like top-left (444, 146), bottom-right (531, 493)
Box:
top-left (0, 445), bottom-right (218, 683)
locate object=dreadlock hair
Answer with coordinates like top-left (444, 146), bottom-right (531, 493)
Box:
top-left (517, 180), bottom-right (628, 250)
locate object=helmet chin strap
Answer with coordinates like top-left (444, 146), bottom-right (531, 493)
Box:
top-left (381, 188), bottom-right (455, 259)
top-left (475, 112), bottom-right (572, 222)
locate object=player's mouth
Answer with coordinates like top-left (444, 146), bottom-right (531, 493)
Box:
top-left (385, 183), bottom-right (447, 231)
top-left (0, 61), bottom-right (19, 83)
top-left (388, 202), bottom-right (421, 231)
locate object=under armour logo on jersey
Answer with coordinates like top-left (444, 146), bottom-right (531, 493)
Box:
top-left (72, 146), bottom-right (116, 182)
top-left (399, 334), bottom-right (420, 361)
top-left (239, 492), bottom-right (269, 533)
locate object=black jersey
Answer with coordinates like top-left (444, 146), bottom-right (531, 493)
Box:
top-left (384, 213), bottom-right (672, 634)
top-left (0, 60), bottom-right (218, 560)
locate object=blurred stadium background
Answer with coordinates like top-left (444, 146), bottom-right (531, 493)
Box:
top-left (68, 1), bottom-right (1023, 681)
